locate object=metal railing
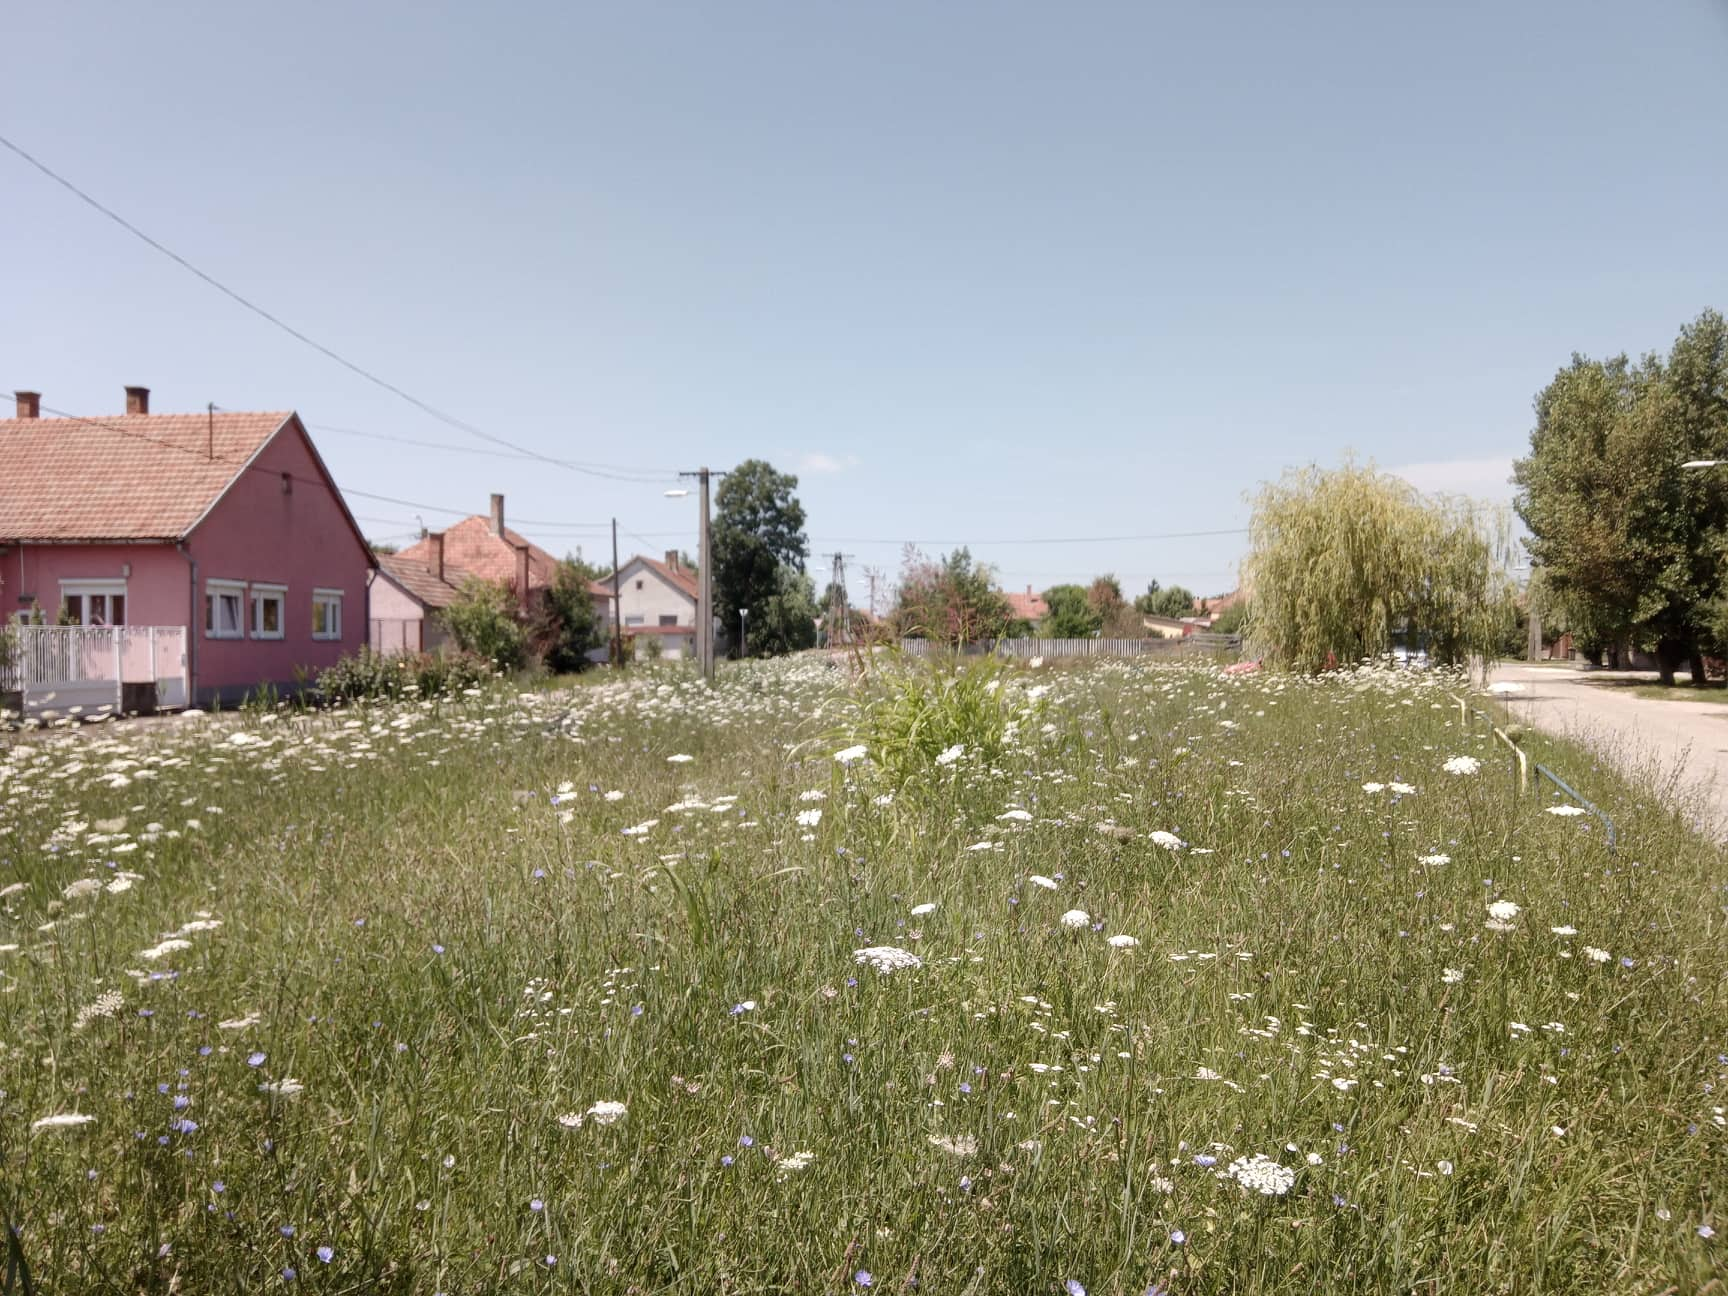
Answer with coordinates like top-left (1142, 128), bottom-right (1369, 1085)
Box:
top-left (1453, 692), bottom-right (1617, 851)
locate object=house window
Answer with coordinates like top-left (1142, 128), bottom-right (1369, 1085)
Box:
top-left (312, 589), bottom-right (343, 640)
top-left (658, 614), bottom-right (679, 627)
top-left (635, 579), bottom-right (644, 590)
top-left (58, 580), bottom-right (127, 627)
top-left (205, 580), bottom-right (245, 639)
top-left (251, 585), bottom-right (286, 640)
top-left (624, 614), bottom-right (645, 627)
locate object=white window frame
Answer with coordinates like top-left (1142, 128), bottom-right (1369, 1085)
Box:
top-left (205, 580), bottom-right (246, 640)
top-left (312, 588), bottom-right (344, 641)
top-left (58, 579), bottom-right (128, 627)
top-left (624, 614), bottom-right (645, 627)
top-left (251, 583), bottom-right (287, 641)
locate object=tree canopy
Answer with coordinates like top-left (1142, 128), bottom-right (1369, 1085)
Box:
top-left (1513, 309), bottom-right (1728, 681)
top-left (1040, 584), bottom-right (1099, 638)
top-left (748, 564), bottom-right (820, 656)
top-left (1242, 461), bottom-right (1517, 671)
top-left (532, 556), bottom-right (604, 674)
top-left (892, 547), bottom-right (1014, 645)
top-left (712, 460), bottom-right (809, 658)
top-left (1136, 580), bottom-right (1198, 621)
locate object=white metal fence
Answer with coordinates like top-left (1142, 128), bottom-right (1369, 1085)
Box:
top-left (898, 633), bottom-right (1241, 659)
top-left (0, 625), bottom-right (188, 717)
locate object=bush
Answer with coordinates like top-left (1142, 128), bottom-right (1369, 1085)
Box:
top-left (445, 578), bottom-right (527, 671)
top-left (317, 648), bottom-right (493, 704)
top-left (852, 652), bottom-right (1041, 788)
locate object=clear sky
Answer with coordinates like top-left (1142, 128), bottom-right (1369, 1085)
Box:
top-left (5, 1), bottom-right (1726, 608)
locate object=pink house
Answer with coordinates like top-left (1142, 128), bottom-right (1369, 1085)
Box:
top-left (0, 387), bottom-right (373, 704)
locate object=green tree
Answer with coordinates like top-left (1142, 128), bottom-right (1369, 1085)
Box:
top-left (893, 548), bottom-right (1015, 645)
top-left (1242, 460), bottom-right (1518, 671)
top-left (751, 564), bottom-right (820, 656)
top-left (533, 556), bottom-right (604, 674)
top-left (1209, 599), bottom-right (1250, 637)
top-left (712, 460), bottom-right (809, 658)
top-left (1040, 584), bottom-right (1100, 638)
top-left (1514, 310), bottom-right (1728, 683)
top-left (1136, 581), bottom-right (1198, 620)
top-left (444, 578), bottom-right (527, 672)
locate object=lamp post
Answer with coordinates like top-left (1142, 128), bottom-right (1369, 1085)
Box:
top-left (739, 607), bottom-right (749, 659)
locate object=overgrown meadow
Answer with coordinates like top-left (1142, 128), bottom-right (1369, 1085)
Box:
top-left (2, 656), bottom-right (1724, 1294)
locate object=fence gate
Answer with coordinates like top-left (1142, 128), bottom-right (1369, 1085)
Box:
top-left (1, 626), bottom-right (189, 720)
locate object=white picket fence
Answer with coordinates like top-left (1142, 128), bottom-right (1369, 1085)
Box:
top-left (898, 633), bottom-right (1240, 659)
top-left (0, 625), bottom-right (188, 718)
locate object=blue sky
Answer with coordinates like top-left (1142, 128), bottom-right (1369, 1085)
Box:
top-left (5, 0), bottom-right (1725, 607)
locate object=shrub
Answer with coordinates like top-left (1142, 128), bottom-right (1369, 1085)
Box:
top-left (317, 648), bottom-right (493, 704)
top-left (852, 651), bottom-right (1041, 788)
top-left (444, 578), bottom-right (527, 671)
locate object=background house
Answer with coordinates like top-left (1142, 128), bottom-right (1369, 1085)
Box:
top-left (1005, 585), bottom-right (1049, 627)
top-left (597, 552), bottom-right (700, 659)
top-left (368, 494), bottom-right (560, 655)
top-left (0, 386), bottom-right (372, 704)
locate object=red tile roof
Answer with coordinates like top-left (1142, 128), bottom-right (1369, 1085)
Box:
top-left (376, 553), bottom-right (465, 610)
top-left (397, 515), bottom-right (561, 592)
top-left (0, 410), bottom-right (291, 541)
top-left (1005, 587), bottom-right (1049, 623)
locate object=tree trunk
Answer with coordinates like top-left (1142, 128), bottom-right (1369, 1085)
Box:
top-left (1656, 637), bottom-right (1681, 687)
top-left (1690, 647), bottom-right (1709, 686)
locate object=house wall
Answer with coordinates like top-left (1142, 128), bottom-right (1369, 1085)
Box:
top-left (2, 541), bottom-right (189, 627)
top-left (183, 423), bottom-right (371, 700)
top-left (616, 561), bottom-right (696, 628)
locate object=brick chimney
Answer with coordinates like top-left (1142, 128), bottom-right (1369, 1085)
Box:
top-left (125, 386), bottom-right (150, 415)
top-left (14, 391), bottom-right (40, 419)
top-left (429, 531), bottom-right (445, 582)
top-left (489, 493), bottom-right (505, 537)
top-left (514, 542), bottom-right (531, 611)
top-left (665, 550), bottom-right (680, 571)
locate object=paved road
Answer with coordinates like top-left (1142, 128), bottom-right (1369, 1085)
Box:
top-left (1487, 663), bottom-right (1728, 838)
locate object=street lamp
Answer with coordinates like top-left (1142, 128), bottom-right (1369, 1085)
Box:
top-left (663, 482), bottom-right (714, 681)
top-left (739, 607), bottom-right (749, 658)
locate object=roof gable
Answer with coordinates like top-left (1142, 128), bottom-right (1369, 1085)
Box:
top-left (0, 409), bottom-right (289, 542)
top-left (604, 554), bottom-right (698, 602)
top-left (398, 515), bottom-right (561, 590)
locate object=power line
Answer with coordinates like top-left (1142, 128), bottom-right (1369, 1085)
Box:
top-left (805, 527), bottom-right (1249, 546)
top-left (307, 423), bottom-right (671, 477)
top-left (0, 131), bottom-right (675, 484)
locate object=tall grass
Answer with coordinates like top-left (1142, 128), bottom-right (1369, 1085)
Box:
top-left (0, 657), bottom-right (1722, 1293)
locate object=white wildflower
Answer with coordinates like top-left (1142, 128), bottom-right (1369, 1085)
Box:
top-left (1418, 853), bottom-right (1451, 866)
top-left (928, 1133), bottom-right (977, 1156)
top-left (260, 1078), bottom-right (305, 1098)
top-left (1441, 968), bottom-right (1465, 984)
top-left (1443, 755), bottom-right (1482, 776)
top-left (1550, 925), bottom-right (1578, 937)
top-left (1106, 934), bottom-right (1140, 949)
top-left (775, 1150), bottom-right (816, 1178)
top-left (795, 808), bottom-right (822, 828)
top-left (1583, 946), bottom-right (1611, 963)
top-left (934, 744), bottom-right (965, 766)
top-left (1546, 805), bottom-right (1587, 817)
top-left (666, 754), bottom-right (694, 764)
top-left (1059, 909), bottom-right (1091, 930)
top-left (1389, 782), bottom-right (1417, 795)
top-left (1148, 830), bottom-right (1184, 851)
top-left (1028, 874), bottom-right (1059, 890)
top-left (583, 1100), bottom-right (628, 1126)
top-left (1486, 900), bottom-right (1521, 922)
top-left (62, 878), bottom-right (102, 900)
top-left (1361, 782), bottom-right (1385, 794)
top-left (852, 946), bottom-right (923, 976)
top-left (31, 1113), bottom-right (96, 1133)
top-left (833, 744), bottom-right (868, 765)
top-left (1226, 1153), bottom-right (1297, 1196)
top-left (910, 902), bottom-right (937, 916)
top-left (138, 938), bottom-right (193, 961)
top-left (73, 989), bottom-right (124, 1030)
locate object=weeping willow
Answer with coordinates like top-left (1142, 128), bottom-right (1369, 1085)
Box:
top-left (1241, 462), bottom-right (1518, 671)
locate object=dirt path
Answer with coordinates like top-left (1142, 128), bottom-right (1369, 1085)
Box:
top-left (1487, 663), bottom-right (1728, 839)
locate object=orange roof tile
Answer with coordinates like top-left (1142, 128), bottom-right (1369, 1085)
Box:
top-left (376, 553), bottom-right (465, 610)
top-left (397, 515), bottom-right (561, 591)
top-left (0, 410), bottom-right (291, 541)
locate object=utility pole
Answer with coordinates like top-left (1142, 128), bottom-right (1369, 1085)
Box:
top-left (680, 467), bottom-right (721, 683)
top-left (611, 517), bottom-right (624, 669)
top-left (823, 551), bottom-right (855, 645)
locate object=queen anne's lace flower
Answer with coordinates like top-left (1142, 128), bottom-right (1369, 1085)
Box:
top-left (31, 1113), bottom-right (95, 1133)
top-left (1149, 830), bottom-right (1184, 851)
top-left (1059, 909), bottom-right (1091, 930)
top-left (1443, 755), bottom-right (1482, 776)
top-left (853, 946), bottom-right (923, 976)
top-left (1225, 1153), bottom-right (1297, 1196)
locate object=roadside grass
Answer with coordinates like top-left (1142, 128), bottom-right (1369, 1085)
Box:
top-left (1, 658), bottom-right (1723, 1294)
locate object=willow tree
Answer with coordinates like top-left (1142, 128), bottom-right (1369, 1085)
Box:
top-left (1241, 461), bottom-right (1517, 672)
